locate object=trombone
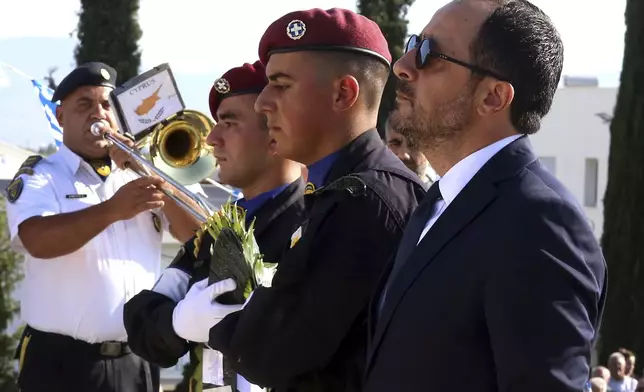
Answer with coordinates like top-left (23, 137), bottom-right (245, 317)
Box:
top-left (90, 111), bottom-right (222, 224)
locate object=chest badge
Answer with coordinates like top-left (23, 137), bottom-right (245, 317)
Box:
top-left (290, 226), bottom-right (303, 248)
top-left (151, 213), bottom-right (162, 233)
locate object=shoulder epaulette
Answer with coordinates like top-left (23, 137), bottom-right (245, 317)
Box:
top-left (12, 155), bottom-right (44, 179)
top-left (6, 155), bottom-right (44, 204)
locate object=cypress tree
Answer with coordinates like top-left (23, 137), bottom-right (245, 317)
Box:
top-left (599, 0), bottom-right (644, 363)
top-left (74, 0), bottom-right (142, 84)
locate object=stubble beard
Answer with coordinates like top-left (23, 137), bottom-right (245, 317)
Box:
top-left (390, 88), bottom-right (475, 153)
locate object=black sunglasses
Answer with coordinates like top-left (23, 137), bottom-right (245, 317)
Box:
top-left (405, 34), bottom-right (509, 82)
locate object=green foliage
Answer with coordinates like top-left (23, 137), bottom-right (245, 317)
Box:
top-left (0, 198), bottom-right (23, 391)
top-left (44, 67), bottom-right (58, 91)
top-left (358, 0), bottom-right (415, 137)
top-left (74, 0), bottom-right (142, 84)
top-left (599, 0), bottom-right (644, 364)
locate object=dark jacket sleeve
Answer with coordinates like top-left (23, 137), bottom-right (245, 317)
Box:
top-left (208, 188), bottom-right (404, 388)
top-left (484, 199), bottom-right (606, 391)
top-left (123, 288), bottom-right (194, 368)
top-left (124, 235), bottom-right (211, 368)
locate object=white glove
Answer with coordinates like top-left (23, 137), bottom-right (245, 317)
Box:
top-left (172, 278), bottom-right (243, 343)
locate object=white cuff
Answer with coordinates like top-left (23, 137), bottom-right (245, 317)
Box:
top-left (152, 268), bottom-right (191, 302)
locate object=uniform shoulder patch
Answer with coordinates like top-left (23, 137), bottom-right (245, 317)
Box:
top-left (320, 175), bottom-right (366, 196)
top-left (6, 177), bottom-right (24, 203)
top-left (13, 155), bottom-right (44, 179)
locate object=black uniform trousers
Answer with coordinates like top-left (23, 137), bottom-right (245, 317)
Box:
top-left (16, 326), bottom-right (160, 392)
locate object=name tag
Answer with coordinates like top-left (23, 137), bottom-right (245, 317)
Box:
top-left (65, 194), bottom-right (87, 199)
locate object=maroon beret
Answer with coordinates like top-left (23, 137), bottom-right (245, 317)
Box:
top-left (258, 8), bottom-right (391, 67)
top-left (208, 60), bottom-right (267, 120)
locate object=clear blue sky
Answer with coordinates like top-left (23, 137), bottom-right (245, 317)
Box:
top-left (0, 0), bottom-right (627, 150)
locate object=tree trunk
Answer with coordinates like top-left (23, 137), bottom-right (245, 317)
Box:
top-left (599, 0), bottom-right (644, 364)
top-left (74, 0), bottom-right (142, 84)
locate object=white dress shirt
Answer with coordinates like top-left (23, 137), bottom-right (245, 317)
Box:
top-left (6, 144), bottom-right (170, 343)
top-left (417, 134), bottom-right (522, 243)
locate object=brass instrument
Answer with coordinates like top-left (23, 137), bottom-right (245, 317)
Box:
top-left (91, 110), bottom-right (220, 223)
top-left (137, 110), bottom-right (218, 186)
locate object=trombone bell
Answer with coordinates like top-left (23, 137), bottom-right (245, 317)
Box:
top-left (136, 109), bottom-right (218, 186)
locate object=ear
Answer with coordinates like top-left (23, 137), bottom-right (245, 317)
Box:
top-left (55, 104), bottom-right (64, 127)
top-left (332, 75), bottom-right (360, 112)
top-left (477, 81), bottom-right (514, 116)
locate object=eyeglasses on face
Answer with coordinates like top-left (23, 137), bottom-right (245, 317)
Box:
top-left (405, 34), bottom-right (509, 82)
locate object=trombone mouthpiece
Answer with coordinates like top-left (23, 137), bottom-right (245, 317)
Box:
top-left (90, 121), bottom-right (105, 137)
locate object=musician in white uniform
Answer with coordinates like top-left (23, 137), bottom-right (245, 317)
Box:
top-left (4, 62), bottom-right (201, 392)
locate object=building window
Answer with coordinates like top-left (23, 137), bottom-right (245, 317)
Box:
top-left (584, 158), bottom-right (599, 207)
top-left (539, 156), bottom-right (557, 175)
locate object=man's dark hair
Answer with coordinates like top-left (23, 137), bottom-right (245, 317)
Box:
top-left (312, 51), bottom-right (390, 111)
top-left (471, 0), bottom-right (564, 134)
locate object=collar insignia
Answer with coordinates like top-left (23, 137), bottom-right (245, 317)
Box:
top-left (304, 182), bottom-right (316, 195)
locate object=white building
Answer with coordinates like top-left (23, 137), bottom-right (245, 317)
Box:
top-left (530, 78), bottom-right (616, 240)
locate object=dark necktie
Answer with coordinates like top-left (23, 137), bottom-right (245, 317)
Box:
top-left (378, 180), bottom-right (442, 315)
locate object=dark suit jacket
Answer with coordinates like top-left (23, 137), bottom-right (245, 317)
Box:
top-left (365, 136), bottom-right (607, 392)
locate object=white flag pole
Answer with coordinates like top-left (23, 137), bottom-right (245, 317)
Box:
top-left (0, 61), bottom-right (36, 82)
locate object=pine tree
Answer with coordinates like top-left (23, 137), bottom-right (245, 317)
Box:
top-left (74, 0), bottom-right (142, 84)
top-left (0, 197), bottom-right (24, 391)
top-left (598, 0), bottom-right (644, 363)
top-left (358, 0), bottom-right (415, 138)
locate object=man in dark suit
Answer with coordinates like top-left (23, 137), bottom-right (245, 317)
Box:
top-left (365, 1), bottom-right (607, 391)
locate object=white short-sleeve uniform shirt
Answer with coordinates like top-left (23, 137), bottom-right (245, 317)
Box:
top-left (5, 144), bottom-right (169, 344)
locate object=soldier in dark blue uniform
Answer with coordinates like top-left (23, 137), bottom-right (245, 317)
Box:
top-left (122, 61), bottom-right (306, 391)
top-left (177, 8), bottom-right (427, 392)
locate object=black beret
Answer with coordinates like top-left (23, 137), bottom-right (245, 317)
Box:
top-left (52, 62), bottom-right (117, 103)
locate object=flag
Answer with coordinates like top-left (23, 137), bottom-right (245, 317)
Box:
top-left (31, 79), bottom-right (62, 148)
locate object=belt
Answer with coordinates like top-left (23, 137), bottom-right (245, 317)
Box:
top-left (24, 325), bottom-right (131, 358)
